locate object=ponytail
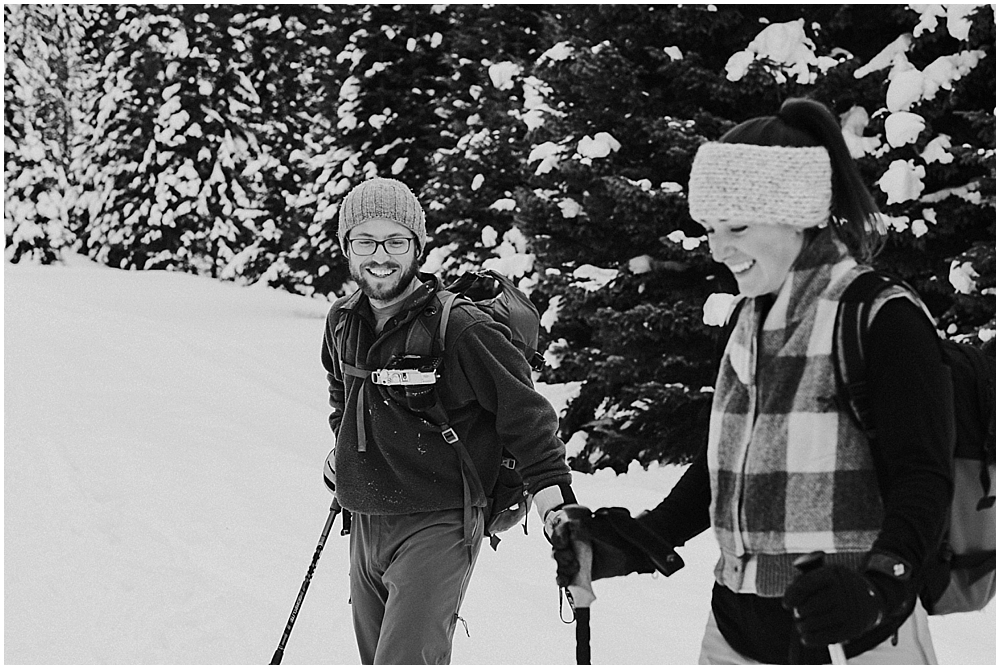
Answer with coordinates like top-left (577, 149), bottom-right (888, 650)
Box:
top-left (720, 98), bottom-right (884, 261)
top-left (777, 99), bottom-right (883, 261)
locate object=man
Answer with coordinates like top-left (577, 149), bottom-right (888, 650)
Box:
top-left (321, 177), bottom-right (575, 664)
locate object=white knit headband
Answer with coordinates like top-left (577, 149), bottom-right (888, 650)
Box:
top-left (688, 143), bottom-right (832, 229)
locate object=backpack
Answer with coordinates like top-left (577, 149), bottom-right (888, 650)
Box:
top-left (835, 271), bottom-right (996, 616)
top-left (339, 269), bottom-right (545, 549)
top-left (412, 269), bottom-right (545, 549)
top-left (442, 269), bottom-right (546, 371)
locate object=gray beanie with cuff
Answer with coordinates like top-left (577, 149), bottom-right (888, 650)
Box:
top-left (338, 177), bottom-right (426, 252)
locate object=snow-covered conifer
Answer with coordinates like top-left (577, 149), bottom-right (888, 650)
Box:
top-left (4, 5), bottom-right (88, 263)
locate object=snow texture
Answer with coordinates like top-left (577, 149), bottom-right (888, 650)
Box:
top-left (4, 258), bottom-right (996, 664)
top-left (702, 292), bottom-right (739, 328)
top-left (884, 111), bottom-right (926, 148)
top-left (878, 159), bottom-right (927, 204)
top-left (839, 105), bottom-right (882, 159)
top-left (725, 19), bottom-right (820, 85)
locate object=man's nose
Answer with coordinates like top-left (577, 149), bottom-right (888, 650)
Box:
top-left (372, 242), bottom-right (394, 260)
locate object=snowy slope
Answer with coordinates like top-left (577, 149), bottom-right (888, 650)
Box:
top-left (4, 258), bottom-right (995, 664)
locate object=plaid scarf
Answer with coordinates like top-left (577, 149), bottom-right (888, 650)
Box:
top-left (709, 232), bottom-right (907, 595)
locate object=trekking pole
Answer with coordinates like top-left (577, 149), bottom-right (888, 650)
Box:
top-left (270, 499), bottom-right (341, 665)
top-left (793, 551), bottom-right (847, 665)
top-left (567, 538), bottom-right (596, 664)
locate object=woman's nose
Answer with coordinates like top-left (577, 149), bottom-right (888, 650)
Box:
top-left (708, 234), bottom-right (728, 262)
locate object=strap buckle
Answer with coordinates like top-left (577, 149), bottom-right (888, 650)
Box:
top-left (441, 427), bottom-right (459, 444)
top-left (501, 456), bottom-right (516, 469)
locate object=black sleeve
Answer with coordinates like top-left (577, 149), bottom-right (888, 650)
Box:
top-left (632, 299), bottom-right (740, 547)
top-left (635, 302), bottom-right (737, 546)
top-left (864, 298), bottom-right (953, 574)
top-left (449, 318), bottom-right (573, 494)
top-left (636, 446), bottom-right (712, 547)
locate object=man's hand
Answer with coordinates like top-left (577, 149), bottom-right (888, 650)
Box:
top-left (545, 505), bottom-right (593, 587)
top-left (545, 505), bottom-right (597, 607)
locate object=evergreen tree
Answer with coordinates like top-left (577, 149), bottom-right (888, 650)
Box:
top-left (6, 5), bottom-right (993, 476)
top-left (404, 4), bottom-right (995, 473)
top-left (291, 5), bottom-right (552, 297)
top-left (74, 6), bottom-right (258, 273)
top-left (72, 5), bottom-right (340, 281)
top-left (528, 4), bottom-right (995, 472)
top-left (291, 4), bottom-right (479, 298)
top-left (4, 5), bottom-right (86, 263)
top-left (203, 5), bottom-right (341, 294)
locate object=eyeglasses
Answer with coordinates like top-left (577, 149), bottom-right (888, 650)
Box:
top-left (347, 237), bottom-right (414, 256)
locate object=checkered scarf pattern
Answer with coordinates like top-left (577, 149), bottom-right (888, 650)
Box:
top-left (708, 233), bottom-right (907, 571)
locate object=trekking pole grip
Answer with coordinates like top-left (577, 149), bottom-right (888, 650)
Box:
top-left (793, 551), bottom-right (848, 665)
top-left (569, 539), bottom-right (595, 665)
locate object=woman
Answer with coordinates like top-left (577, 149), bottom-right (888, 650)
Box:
top-left (546, 98), bottom-right (953, 664)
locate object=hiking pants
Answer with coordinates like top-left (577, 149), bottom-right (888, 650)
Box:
top-left (349, 508), bottom-right (483, 665)
top-left (697, 599), bottom-right (938, 664)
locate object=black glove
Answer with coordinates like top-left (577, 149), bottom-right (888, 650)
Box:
top-left (323, 450), bottom-right (336, 494)
top-left (546, 505), bottom-right (683, 587)
top-left (782, 565), bottom-right (906, 647)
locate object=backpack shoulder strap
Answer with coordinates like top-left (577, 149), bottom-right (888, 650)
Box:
top-left (405, 289), bottom-right (461, 358)
top-left (332, 309), bottom-right (348, 363)
top-left (331, 304), bottom-right (376, 452)
top-left (332, 293), bottom-right (367, 374)
top-left (333, 310), bottom-right (371, 380)
top-left (834, 271), bottom-right (903, 438)
top-left (401, 289), bottom-right (469, 447)
top-left (404, 289), bottom-right (486, 551)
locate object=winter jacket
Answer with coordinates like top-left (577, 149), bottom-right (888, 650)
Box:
top-left (640, 234), bottom-right (952, 662)
top-left (322, 273), bottom-right (572, 516)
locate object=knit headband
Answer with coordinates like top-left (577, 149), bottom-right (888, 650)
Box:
top-left (688, 143), bottom-right (832, 229)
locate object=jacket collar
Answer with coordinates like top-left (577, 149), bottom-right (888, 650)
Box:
top-left (335, 272), bottom-right (442, 320)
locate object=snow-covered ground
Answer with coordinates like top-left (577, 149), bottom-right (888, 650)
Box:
top-left (4, 257), bottom-right (995, 665)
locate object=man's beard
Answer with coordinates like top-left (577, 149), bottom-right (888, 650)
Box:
top-left (350, 254), bottom-right (421, 303)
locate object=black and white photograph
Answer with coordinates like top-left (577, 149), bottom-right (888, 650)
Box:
top-left (5, 4), bottom-right (995, 665)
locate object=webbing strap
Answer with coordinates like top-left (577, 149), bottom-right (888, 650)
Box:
top-left (405, 290), bottom-right (484, 548)
top-left (342, 363), bottom-right (371, 379)
top-left (441, 420), bottom-right (487, 549)
top-left (456, 440), bottom-right (479, 550)
top-left (438, 292), bottom-right (459, 352)
top-left (342, 362), bottom-right (372, 452)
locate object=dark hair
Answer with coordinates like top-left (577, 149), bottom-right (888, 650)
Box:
top-left (719, 98), bottom-right (883, 261)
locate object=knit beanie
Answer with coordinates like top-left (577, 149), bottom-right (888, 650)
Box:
top-left (338, 177), bottom-right (426, 252)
